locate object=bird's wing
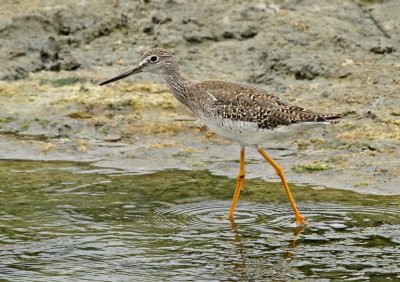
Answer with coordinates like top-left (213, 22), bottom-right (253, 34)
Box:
top-left (190, 81), bottom-right (341, 129)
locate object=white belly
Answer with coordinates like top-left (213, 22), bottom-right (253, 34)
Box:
top-left (200, 115), bottom-right (327, 146)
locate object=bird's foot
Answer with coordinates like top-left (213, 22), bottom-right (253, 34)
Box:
top-left (295, 214), bottom-right (308, 227)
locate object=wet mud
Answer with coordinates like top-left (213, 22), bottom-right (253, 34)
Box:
top-left (0, 0), bottom-right (399, 193)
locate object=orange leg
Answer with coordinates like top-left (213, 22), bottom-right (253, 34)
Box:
top-left (257, 148), bottom-right (307, 225)
top-left (229, 147), bottom-right (245, 219)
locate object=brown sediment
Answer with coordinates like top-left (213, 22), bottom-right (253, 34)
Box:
top-left (0, 0), bottom-right (399, 194)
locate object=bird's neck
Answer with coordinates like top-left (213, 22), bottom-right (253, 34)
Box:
top-left (161, 67), bottom-right (192, 107)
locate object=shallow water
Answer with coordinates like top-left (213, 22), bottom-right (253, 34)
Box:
top-left (0, 160), bottom-right (399, 281)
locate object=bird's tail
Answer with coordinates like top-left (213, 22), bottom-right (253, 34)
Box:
top-left (319, 113), bottom-right (343, 121)
top-left (294, 110), bottom-right (343, 123)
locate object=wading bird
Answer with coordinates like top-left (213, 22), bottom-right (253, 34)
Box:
top-left (100, 48), bottom-right (342, 225)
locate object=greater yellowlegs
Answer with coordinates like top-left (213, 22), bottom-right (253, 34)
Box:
top-left (100, 48), bottom-right (342, 225)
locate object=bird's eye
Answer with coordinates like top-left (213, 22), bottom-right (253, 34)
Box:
top-left (149, 56), bottom-right (159, 63)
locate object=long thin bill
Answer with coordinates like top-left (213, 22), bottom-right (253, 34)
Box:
top-left (99, 66), bottom-right (142, 86)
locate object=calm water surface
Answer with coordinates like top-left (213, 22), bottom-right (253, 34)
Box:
top-left (0, 160), bottom-right (399, 281)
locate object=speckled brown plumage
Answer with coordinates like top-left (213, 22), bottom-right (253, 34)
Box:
top-left (187, 80), bottom-right (342, 130)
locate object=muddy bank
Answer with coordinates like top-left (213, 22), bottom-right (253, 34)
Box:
top-left (0, 0), bottom-right (399, 194)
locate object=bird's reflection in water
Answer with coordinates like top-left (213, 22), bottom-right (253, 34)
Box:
top-left (228, 218), bottom-right (307, 267)
top-left (229, 218), bottom-right (248, 278)
top-left (286, 224), bottom-right (307, 257)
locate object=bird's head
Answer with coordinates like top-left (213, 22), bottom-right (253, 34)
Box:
top-left (99, 48), bottom-right (177, 86)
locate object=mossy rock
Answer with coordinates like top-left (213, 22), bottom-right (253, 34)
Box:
top-left (40, 77), bottom-right (83, 87)
top-left (292, 163), bottom-right (334, 173)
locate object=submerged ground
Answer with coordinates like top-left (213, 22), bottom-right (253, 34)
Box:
top-left (1, 160), bottom-right (399, 281)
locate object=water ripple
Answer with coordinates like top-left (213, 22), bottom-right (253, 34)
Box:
top-left (1, 162), bottom-right (399, 281)
top-left (149, 200), bottom-right (400, 232)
